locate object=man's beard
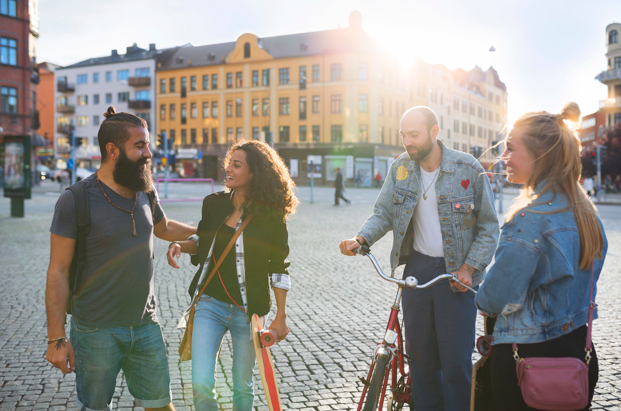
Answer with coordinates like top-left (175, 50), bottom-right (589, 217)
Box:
top-left (405, 137), bottom-right (434, 161)
top-left (113, 149), bottom-right (154, 192)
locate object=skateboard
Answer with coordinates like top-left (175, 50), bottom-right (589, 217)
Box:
top-left (251, 314), bottom-right (282, 411)
top-left (470, 315), bottom-right (496, 411)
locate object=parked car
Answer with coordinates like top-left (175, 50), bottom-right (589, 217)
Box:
top-left (37, 165), bottom-right (53, 180)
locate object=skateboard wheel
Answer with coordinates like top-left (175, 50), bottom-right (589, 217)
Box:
top-left (259, 330), bottom-right (277, 347)
top-left (477, 335), bottom-right (492, 357)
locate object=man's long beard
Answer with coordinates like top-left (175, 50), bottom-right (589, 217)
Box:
top-left (113, 149), bottom-right (154, 192)
top-left (405, 137), bottom-right (434, 161)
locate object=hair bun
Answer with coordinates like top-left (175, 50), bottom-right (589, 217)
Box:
top-left (558, 102), bottom-right (580, 123)
top-left (103, 106), bottom-right (117, 118)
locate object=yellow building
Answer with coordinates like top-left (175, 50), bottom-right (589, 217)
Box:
top-left (156, 11), bottom-right (508, 183)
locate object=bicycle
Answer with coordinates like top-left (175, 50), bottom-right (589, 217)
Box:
top-left (354, 245), bottom-right (476, 411)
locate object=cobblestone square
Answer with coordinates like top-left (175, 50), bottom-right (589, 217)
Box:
top-left (0, 185), bottom-right (620, 410)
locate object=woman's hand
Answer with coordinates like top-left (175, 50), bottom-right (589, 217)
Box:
top-left (167, 242), bottom-right (181, 269)
top-left (268, 314), bottom-right (290, 343)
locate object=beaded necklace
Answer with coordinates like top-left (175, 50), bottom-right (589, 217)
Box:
top-left (95, 171), bottom-right (138, 237)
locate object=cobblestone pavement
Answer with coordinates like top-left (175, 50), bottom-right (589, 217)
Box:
top-left (0, 186), bottom-right (620, 410)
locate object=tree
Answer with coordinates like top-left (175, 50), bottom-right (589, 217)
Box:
top-left (601, 124), bottom-right (621, 180)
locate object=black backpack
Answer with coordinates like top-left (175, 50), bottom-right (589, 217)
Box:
top-left (65, 179), bottom-right (156, 314)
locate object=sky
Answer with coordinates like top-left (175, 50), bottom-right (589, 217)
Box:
top-left (37, 0), bottom-right (621, 125)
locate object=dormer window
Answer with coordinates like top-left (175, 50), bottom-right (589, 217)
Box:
top-left (610, 30), bottom-right (618, 45)
top-left (244, 42), bottom-right (250, 58)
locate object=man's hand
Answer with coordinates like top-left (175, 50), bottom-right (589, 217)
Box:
top-left (451, 263), bottom-right (475, 292)
top-left (46, 339), bottom-right (75, 374)
top-left (268, 314), bottom-right (290, 343)
top-left (167, 243), bottom-right (181, 269)
top-left (339, 236), bottom-right (365, 256)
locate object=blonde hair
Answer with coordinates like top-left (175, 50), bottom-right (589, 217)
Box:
top-left (505, 102), bottom-right (603, 269)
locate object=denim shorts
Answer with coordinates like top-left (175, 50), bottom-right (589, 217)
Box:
top-left (70, 319), bottom-right (172, 411)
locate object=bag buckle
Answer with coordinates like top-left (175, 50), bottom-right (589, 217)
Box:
top-left (585, 348), bottom-right (592, 365)
top-left (513, 348), bottom-right (523, 363)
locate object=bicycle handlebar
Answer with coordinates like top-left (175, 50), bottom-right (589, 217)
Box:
top-left (355, 245), bottom-right (477, 293)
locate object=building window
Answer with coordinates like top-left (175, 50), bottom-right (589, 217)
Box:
top-left (203, 128), bottom-right (209, 143)
top-left (469, 103), bottom-right (475, 115)
top-left (170, 104), bottom-right (176, 120)
top-left (203, 102), bottom-right (209, 118)
top-left (236, 99), bottom-right (242, 117)
top-left (106, 71), bottom-right (112, 82)
top-left (263, 98), bottom-right (270, 116)
top-left (211, 74), bottom-right (218, 89)
top-left (461, 122), bottom-right (467, 134)
top-left (262, 69), bottom-right (270, 86)
top-left (379, 97), bottom-right (384, 115)
top-left (279, 97), bottom-right (290, 115)
top-left (77, 116), bottom-right (89, 127)
top-left (330, 95), bottom-right (343, 113)
top-left (454, 119), bottom-right (459, 133)
top-left (263, 126), bottom-right (271, 142)
top-left (610, 30), bottom-right (618, 45)
top-left (312, 65), bottom-right (320, 82)
top-left (181, 77), bottom-right (187, 95)
top-left (252, 70), bottom-right (259, 87)
top-left (117, 92), bottom-right (129, 102)
top-left (170, 78), bottom-right (176, 93)
top-left (236, 72), bottom-right (243, 88)
top-left (226, 73), bottom-right (233, 88)
top-left (160, 104), bottom-right (166, 120)
top-left (227, 128), bottom-right (233, 143)
top-left (331, 64), bottom-right (343, 81)
top-left (299, 125), bottom-right (307, 142)
top-left (279, 68), bottom-right (290, 85)
top-left (299, 66), bottom-right (307, 90)
top-left (77, 95), bottom-right (87, 106)
top-left (181, 103), bottom-right (187, 124)
top-left (90, 94), bottom-right (99, 105)
top-left (252, 99), bottom-right (259, 116)
top-left (312, 95), bottom-right (320, 113)
top-left (359, 63), bottom-right (367, 80)
top-left (191, 129), bottom-right (197, 144)
top-left (469, 124), bottom-right (475, 136)
top-left (93, 73), bottom-right (99, 83)
top-left (190, 76), bottom-right (197, 91)
top-left (299, 96), bottom-right (307, 120)
top-left (244, 42), bottom-right (251, 58)
top-left (105, 93), bottom-right (112, 104)
top-left (135, 90), bottom-right (150, 101)
top-left (453, 97), bottom-right (459, 110)
top-left (462, 101), bottom-right (467, 113)
top-left (359, 94), bottom-right (368, 113)
top-left (453, 142), bottom-right (459, 150)
top-left (211, 128), bottom-right (218, 143)
top-left (202, 75), bottom-right (209, 90)
top-left (236, 127), bottom-right (243, 141)
top-left (0, 86), bottom-right (16, 113)
top-left (191, 102), bottom-right (197, 119)
top-left (615, 56), bottom-right (621, 69)
top-left (135, 67), bottom-right (150, 77)
top-left (211, 101), bottom-right (218, 118)
top-left (117, 70), bottom-right (129, 81)
top-left (331, 125), bottom-right (343, 142)
top-left (462, 143), bottom-right (468, 152)
top-left (0, 0), bottom-right (17, 17)
top-left (170, 129), bottom-right (176, 144)
top-left (76, 74), bottom-right (87, 85)
top-left (478, 126), bottom-right (482, 137)
top-left (312, 125), bottom-right (320, 142)
top-left (181, 129), bottom-right (187, 144)
top-left (226, 100), bottom-right (233, 117)
top-left (359, 124), bottom-right (368, 142)
top-left (279, 126), bottom-right (290, 142)
top-left (160, 79), bottom-right (166, 94)
top-left (252, 127), bottom-right (259, 140)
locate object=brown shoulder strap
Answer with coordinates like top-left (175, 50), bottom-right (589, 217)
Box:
top-left (192, 215), bottom-right (253, 305)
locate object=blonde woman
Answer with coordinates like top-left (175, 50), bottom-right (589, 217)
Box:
top-left (476, 103), bottom-right (607, 410)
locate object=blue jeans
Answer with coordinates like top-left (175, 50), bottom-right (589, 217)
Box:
top-left (192, 295), bottom-right (257, 411)
top-left (401, 250), bottom-right (477, 411)
top-left (70, 320), bottom-right (172, 411)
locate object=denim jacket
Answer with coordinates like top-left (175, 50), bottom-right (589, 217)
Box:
top-left (357, 140), bottom-right (500, 287)
top-left (475, 188), bottom-right (608, 345)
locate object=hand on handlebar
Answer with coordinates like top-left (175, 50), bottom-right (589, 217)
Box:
top-left (450, 264), bottom-right (474, 292)
top-left (339, 237), bottom-right (364, 256)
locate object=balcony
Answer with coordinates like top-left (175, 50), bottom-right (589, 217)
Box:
top-left (57, 82), bottom-right (75, 92)
top-left (128, 100), bottom-right (151, 109)
top-left (599, 97), bottom-right (621, 110)
top-left (57, 104), bottom-right (76, 113)
top-left (128, 76), bottom-right (151, 87)
top-left (57, 124), bottom-right (74, 134)
top-left (596, 68), bottom-right (621, 83)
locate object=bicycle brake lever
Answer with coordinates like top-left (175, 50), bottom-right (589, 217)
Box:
top-left (449, 274), bottom-right (477, 294)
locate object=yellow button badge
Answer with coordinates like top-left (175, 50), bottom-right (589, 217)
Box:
top-left (396, 166), bottom-right (408, 181)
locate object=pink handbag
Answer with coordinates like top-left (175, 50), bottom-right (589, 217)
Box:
top-left (512, 264), bottom-right (595, 410)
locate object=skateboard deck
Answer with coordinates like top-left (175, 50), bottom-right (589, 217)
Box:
top-left (251, 314), bottom-right (282, 411)
top-left (471, 315), bottom-right (496, 411)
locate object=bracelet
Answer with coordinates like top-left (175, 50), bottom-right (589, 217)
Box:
top-left (170, 241), bottom-right (180, 249)
top-left (48, 337), bottom-right (68, 345)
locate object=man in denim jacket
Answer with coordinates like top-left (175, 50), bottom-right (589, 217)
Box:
top-left (340, 107), bottom-right (499, 410)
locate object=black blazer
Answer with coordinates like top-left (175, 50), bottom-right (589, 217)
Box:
top-left (189, 191), bottom-right (290, 318)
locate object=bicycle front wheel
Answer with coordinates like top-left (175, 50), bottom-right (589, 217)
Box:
top-left (363, 352), bottom-right (391, 411)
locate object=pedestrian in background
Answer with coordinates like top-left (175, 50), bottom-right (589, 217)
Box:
top-left (333, 167), bottom-right (350, 205)
top-left (583, 175), bottom-right (594, 197)
top-left (476, 102), bottom-right (607, 411)
top-left (374, 170), bottom-right (382, 187)
top-left (46, 107), bottom-right (197, 411)
top-left (167, 140), bottom-right (297, 411)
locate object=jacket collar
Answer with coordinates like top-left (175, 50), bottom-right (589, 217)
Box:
top-left (404, 139), bottom-right (455, 174)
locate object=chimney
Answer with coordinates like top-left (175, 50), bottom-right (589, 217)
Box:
top-left (126, 43), bottom-right (138, 54)
top-left (149, 43), bottom-right (156, 51)
top-left (111, 49), bottom-right (118, 56)
top-left (349, 11), bottom-right (362, 30)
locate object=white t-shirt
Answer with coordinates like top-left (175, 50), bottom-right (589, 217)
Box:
top-left (412, 166), bottom-right (444, 257)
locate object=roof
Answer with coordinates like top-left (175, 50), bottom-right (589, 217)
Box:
top-left (58, 43), bottom-right (168, 70)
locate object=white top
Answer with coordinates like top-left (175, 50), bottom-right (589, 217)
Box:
top-left (412, 166), bottom-right (444, 257)
top-left (583, 178), bottom-right (594, 191)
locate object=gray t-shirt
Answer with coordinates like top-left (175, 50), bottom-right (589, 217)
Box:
top-left (50, 174), bottom-right (165, 327)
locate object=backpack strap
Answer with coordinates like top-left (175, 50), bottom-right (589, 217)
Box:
top-left (67, 180), bottom-right (90, 297)
top-left (147, 190), bottom-right (156, 222)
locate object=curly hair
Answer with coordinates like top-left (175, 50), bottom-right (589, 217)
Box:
top-left (223, 140), bottom-right (299, 220)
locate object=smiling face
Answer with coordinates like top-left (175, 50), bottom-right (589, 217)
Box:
top-left (224, 149), bottom-right (253, 191)
top-left (399, 111), bottom-right (438, 161)
top-left (111, 126), bottom-right (154, 192)
top-left (502, 127), bottom-right (536, 184)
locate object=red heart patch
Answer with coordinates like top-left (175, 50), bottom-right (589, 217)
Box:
top-left (461, 179), bottom-right (470, 190)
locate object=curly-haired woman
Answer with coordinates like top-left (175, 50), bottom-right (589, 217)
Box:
top-left (166, 140), bottom-right (298, 411)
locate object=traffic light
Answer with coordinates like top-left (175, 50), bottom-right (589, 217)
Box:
top-left (491, 141), bottom-right (499, 156)
top-left (75, 137), bottom-right (85, 147)
top-left (157, 133), bottom-right (165, 150)
top-left (591, 150), bottom-right (596, 164)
